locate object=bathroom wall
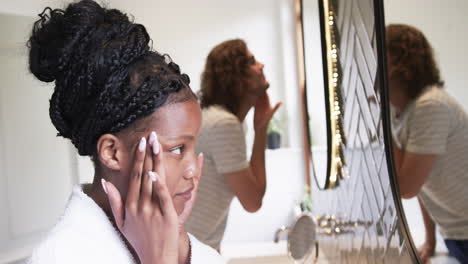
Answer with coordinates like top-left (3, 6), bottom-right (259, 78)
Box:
top-left (0, 13), bottom-right (78, 263)
top-left (384, 0), bottom-right (468, 111)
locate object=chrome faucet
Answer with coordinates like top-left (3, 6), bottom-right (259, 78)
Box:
top-left (273, 225), bottom-right (290, 243)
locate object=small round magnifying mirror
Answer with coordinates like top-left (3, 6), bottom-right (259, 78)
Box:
top-left (287, 214), bottom-right (317, 261)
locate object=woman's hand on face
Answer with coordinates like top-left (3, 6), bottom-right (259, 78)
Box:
top-left (102, 132), bottom-right (178, 264)
top-left (253, 92), bottom-right (282, 132)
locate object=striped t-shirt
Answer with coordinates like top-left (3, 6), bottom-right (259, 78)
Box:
top-left (395, 86), bottom-right (468, 240)
top-left (186, 105), bottom-right (249, 250)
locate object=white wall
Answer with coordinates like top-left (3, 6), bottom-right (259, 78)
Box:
top-left (0, 13), bottom-right (77, 263)
top-left (384, 0), bottom-right (468, 111)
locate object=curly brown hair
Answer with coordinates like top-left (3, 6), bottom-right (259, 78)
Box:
top-left (386, 24), bottom-right (444, 100)
top-left (199, 39), bottom-right (253, 114)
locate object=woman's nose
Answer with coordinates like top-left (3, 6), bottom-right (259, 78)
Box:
top-left (183, 161), bottom-right (197, 180)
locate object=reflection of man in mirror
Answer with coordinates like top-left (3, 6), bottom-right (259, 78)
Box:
top-left (387, 24), bottom-right (468, 263)
top-left (185, 39), bottom-right (281, 251)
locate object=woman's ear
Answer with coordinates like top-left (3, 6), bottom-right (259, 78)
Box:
top-left (96, 134), bottom-right (124, 171)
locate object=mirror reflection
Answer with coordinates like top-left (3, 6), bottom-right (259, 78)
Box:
top-left (302, 0), bottom-right (416, 262)
top-left (301, 0), bottom-right (329, 189)
top-left (385, 1), bottom-right (468, 263)
top-left (302, 0), bottom-right (348, 191)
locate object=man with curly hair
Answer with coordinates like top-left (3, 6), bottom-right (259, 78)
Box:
top-left (387, 24), bottom-right (468, 263)
top-left (185, 39), bottom-right (281, 251)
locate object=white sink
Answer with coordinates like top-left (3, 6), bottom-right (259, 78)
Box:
top-left (227, 255), bottom-right (291, 264)
top-left (222, 241), bottom-right (290, 263)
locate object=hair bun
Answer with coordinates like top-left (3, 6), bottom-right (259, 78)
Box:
top-left (28, 0), bottom-right (116, 82)
top-left (28, 7), bottom-right (66, 82)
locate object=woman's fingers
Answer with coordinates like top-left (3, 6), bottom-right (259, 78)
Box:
top-left (139, 170), bottom-right (155, 211)
top-left (153, 172), bottom-right (177, 219)
top-left (125, 137), bottom-right (147, 211)
top-left (148, 131), bottom-right (158, 152)
top-left (102, 179), bottom-right (124, 230)
top-left (148, 132), bottom-right (163, 204)
top-left (140, 135), bottom-right (155, 207)
top-left (153, 137), bottom-right (163, 176)
top-left (196, 152), bottom-right (204, 181)
top-left (105, 133), bottom-right (178, 264)
top-left (149, 131), bottom-right (161, 179)
top-left (143, 134), bottom-right (154, 180)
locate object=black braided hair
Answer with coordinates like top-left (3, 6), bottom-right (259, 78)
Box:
top-left (28, 0), bottom-right (195, 156)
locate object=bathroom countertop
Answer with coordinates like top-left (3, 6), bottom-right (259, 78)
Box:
top-left (221, 240), bottom-right (288, 260)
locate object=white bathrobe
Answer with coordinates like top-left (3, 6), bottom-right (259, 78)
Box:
top-left (27, 186), bottom-right (225, 264)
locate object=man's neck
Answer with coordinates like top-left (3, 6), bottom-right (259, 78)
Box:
top-left (389, 80), bottom-right (411, 114)
top-left (236, 94), bottom-right (257, 121)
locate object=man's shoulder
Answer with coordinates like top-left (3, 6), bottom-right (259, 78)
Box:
top-left (203, 106), bottom-right (240, 127)
top-left (416, 86), bottom-right (455, 108)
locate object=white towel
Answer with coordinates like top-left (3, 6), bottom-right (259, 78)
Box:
top-left (27, 186), bottom-right (225, 264)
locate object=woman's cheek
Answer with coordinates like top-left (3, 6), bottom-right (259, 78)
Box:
top-left (163, 157), bottom-right (180, 196)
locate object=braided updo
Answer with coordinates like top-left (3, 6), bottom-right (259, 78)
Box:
top-left (28, 0), bottom-right (195, 156)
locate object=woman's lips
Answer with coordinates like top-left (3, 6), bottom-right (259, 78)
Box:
top-left (176, 187), bottom-right (194, 200)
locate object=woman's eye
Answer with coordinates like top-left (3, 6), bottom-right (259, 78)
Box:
top-left (170, 145), bottom-right (184, 155)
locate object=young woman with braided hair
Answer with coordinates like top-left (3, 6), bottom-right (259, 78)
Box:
top-left (26, 0), bottom-right (224, 263)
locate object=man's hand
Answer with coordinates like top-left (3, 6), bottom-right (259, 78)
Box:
top-left (418, 240), bottom-right (436, 264)
top-left (253, 92), bottom-right (281, 132)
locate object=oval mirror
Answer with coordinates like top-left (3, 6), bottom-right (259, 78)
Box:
top-left (301, 0), bottom-right (347, 190)
top-left (301, 0), bottom-right (329, 190)
top-left (287, 214), bottom-right (317, 261)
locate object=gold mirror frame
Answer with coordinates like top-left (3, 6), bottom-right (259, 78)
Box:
top-left (320, 0), bottom-right (347, 188)
top-left (297, 0), bottom-right (347, 190)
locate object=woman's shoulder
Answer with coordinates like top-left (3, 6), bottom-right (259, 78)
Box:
top-left (27, 186), bottom-right (135, 264)
top-left (188, 233), bottom-right (226, 264)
